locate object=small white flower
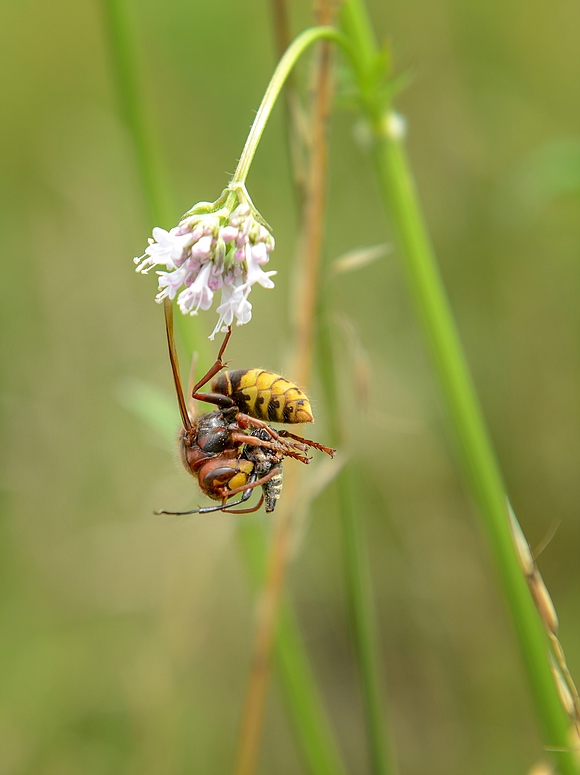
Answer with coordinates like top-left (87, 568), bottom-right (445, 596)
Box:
top-left (210, 284), bottom-right (237, 338)
top-left (155, 266), bottom-right (188, 302)
top-left (135, 189), bottom-right (277, 335)
top-left (190, 234), bottom-right (214, 260)
top-left (134, 227), bottom-right (190, 273)
top-left (250, 241), bottom-right (268, 265)
top-left (235, 294), bottom-right (252, 325)
top-left (218, 284), bottom-right (240, 323)
top-left (209, 281), bottom-right (252, 338)
top-left (177, 261), bottom-right (214, 316)
top-left (243, 245), bottom-right (276, 289)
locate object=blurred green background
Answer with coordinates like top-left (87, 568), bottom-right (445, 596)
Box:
top-left (1, 0), bottom-right (579, 773)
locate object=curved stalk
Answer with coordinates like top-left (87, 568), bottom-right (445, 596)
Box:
top-left (231, 26), bottom-right (352, 186)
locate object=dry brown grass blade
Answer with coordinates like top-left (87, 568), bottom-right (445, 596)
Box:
top-left (508, 501), bottom-right (580, 740)
top-left (233, 3), bottom-right (338, 774)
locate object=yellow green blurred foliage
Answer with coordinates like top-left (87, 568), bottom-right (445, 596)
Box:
top-left (1, 0), bottom-right (579, 773)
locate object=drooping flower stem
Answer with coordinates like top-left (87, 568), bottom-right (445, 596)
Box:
top-left (340, 0), bottom-right (579, 771)
top-left (230, 26), bottom-right (351, 188)
top-left (129, 27), bottom-right (355, 339)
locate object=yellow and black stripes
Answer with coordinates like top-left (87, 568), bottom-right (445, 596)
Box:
top-left (212, 369), bottom-right (314, 424)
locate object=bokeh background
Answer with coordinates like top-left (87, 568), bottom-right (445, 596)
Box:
top-left (1, 0), bottom-right (579, 773)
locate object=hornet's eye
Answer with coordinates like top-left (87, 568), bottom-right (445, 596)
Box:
top-left (202, 466), bottom-right (237, 489)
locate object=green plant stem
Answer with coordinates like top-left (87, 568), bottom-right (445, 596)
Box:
top-left (252, 18), bottom-right (394, 772)
top-left (318, 311), bottom-right (396, 775)
top-left (340, 1), bottom-right (579, 772)
top-left (101, 0), bottom-right (198, 354)
top-left (101, 0), bottom-right (173, 228)
top-left (238, 522), bottom-right (347, 775)
top-left (373, 137), bottom-right (577, 772)
top-left (231, 26), bottom-right (351, 187)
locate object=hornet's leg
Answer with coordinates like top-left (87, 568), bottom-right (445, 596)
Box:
top-left (187, 350), bottom-right (199, 419)
top-left (156, 468), bottom-right (280, 515)
top-left (230, 432), bottom-right (311, 464)
top-left (221, 494), bottom-right (265, 515)
top-left (277, 429), bottom-right (336, 457)
top-left (191, 326), bottom-right (233, 397)
top-left (154, 479), bottom-right (255, 516)
top-left (235, 414), bottom-right (312, 453)
top-left (226, 467), bottom-right (282, 496)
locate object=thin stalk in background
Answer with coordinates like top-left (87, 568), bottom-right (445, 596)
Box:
top-left (102, 3), bottom-right (349, 773)
top-left (317, 307), bottom-right (397, 775)
top-left (233, 10), bottom-right (341, 773)
top-left (238, 521), bottom-right (348, 775)
top-left (340, 0), bottom-right (580, 772)
top-left (290, 11), bottom-right (334, 385)
top-left (101, 0), bottom-right (173, 229)
top-left (101, 0), bottom-right (195, 357)
top-left (307, 9), bottom-right (396, 769)
top-left (269, 0), bottom-right (309, 205)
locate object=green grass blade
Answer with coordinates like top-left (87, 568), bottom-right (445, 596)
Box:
top-left (239, 521), bottom-right (348, 775)
top-left (100, 0), bottom-right (173, 227)
top-left (317, 312), bottom-right (397, 775)
top-left (340, 1), bottom-right (580, 771)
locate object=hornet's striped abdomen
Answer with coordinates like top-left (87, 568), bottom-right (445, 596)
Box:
top-left (212, 369), bottom-right (314, 424)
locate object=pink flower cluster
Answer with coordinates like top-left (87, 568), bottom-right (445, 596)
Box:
top-left (134, 203), bottom-right (276, 338)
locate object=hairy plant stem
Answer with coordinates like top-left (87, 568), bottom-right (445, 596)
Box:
top-left (340, 1), bottom-right (579, 771)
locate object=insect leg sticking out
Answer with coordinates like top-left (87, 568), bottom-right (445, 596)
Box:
top-left (156, 299), bottom-right (335, 516)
